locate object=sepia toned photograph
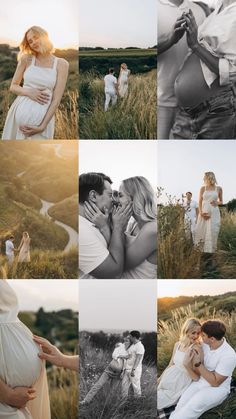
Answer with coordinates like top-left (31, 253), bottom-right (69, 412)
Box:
top-left (80, 280), bottom-right (157, 419)
top-left (0, 141), bottom-right (78, 279)
top-left (79, 0), bottom-right (157, 139)
top-left (79, 140), bottom-right (157, 279)
top-left (157, 280), bottom-right (236, 418)
top-left (158, 0), bottom-right (236, 139)
top-left (158, 140), bottom-right (236, 279)
top-left (0, 279), bottom-right (78, 419)
top-left (0, 0), bottom-right (78, 140)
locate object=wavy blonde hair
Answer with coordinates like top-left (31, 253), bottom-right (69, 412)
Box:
top-left (121, 176), bottom-right (157, 222)
top-left (179, 318), bottom-right (201, 347)
top-left (19, 26), bottom-right (54, 60)
top-left (204, 172), bottom-right (217, 186)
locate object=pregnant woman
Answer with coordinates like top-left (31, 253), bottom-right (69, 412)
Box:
top-left (170, 2), bottom-right (236, 139)
top-left (194, 172), bottom-right (222, 253)
top-left (2, 26), bottom-right (69, 140)
top-left (118, 63), bottom-right (131, 98)
top-left (0, 279), bottom-right (51, 418)
top-left (18, 232), bottom-right (31, 263)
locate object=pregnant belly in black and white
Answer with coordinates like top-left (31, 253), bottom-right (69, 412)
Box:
top-left (0, 322), bottom-right (42, 387)
top-left (174, 53), bottom-right (220, 108)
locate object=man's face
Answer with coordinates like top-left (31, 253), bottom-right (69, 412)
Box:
top-left (186, 193), bottom-right (192, 201)
top-left (95, 180), bottom-right (113, 212)
top-left (201, 332), bottom-right (212, 345)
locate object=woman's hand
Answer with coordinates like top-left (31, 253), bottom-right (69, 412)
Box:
top-left (170, 15), bottom-right (187, 45)
top-left (183, 348), bottom-right (195, 367)
top-left (27, 88), bottom-right (50, 105)
top-left (19, 125), bottom-right (45, 137)
top-left (201, 212), bottom-right (211, 220)
top-left (7, 386), bottom-right (36, 408)
top-left (184, 10), bottom-right (199, 50)
top-left (84, 201), bottom-right (110, 230)
top-left (210, 200), bottom-right (218, 207)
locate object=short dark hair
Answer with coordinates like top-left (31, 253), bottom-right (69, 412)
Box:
top-left (130, 330), bottom-right (141, 340)
top-left (202, 320), bottom-right (226, 340)
top-left (109, 68), bottom-right (114, 73)
top-left (186, 192), bottom-right (192, 196)
top-left (9, 235), bottom-right (14, 240)
top-left (79, 172), bottom-right (112, 203)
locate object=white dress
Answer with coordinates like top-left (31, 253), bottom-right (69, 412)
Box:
top-left (120, 221), bottom-right (157, 279)
top-left (118, 69), bottom-right (129, 97)
top-left (0, 280), bottom-right (51, 418)
top-left (194, 187), bottom-right (221, 253)
top-left (2, 56), bottom-right (58, 140)
top-left (18, 238), bottom-right (31, 263)
top-left (157, 344), bottom-right (192, 409)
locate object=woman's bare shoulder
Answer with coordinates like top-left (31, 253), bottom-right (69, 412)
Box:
top-left (142, 220), bottom-right (157, 235)
top-left (56, 57), bottom-right (69, 69)
top-left (19, 54), bottom-right (33, 66)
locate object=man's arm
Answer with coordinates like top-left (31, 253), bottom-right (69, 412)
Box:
top-left (196, 364), bottom-right (227, 387)
top-left (0, 379), bottom-right (36, 408)
top-left (131, 354), bottom-right (143, 377)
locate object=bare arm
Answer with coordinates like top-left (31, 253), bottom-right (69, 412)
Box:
top-left (0, 379), bottom-right (36, 408)
top-left (124, 221), bottom-right (157, 270)
top-left (158, 342), bottom-right (178, 384)
top-left (198, 186), bottom-right (204, 215)
top-left (197, 364), bottom-right (227, 387)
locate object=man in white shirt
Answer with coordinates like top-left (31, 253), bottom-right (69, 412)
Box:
top-left (170, 320), bottom-right (236, 418)
top-left (182, 191), bottom-right (198, 240)
top-left (79, 172), bottom-right (132, 279)
top-left (5, 235), bottom-right (16, 266)
top-left (158, 0), bottom-right (207, 138)
top-left (121, 330), bottom-right (145, 398)
top-left (104, 68), bottom-right (118, 111)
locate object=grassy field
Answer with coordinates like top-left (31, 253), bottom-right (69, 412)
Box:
top-left (79, 69), bottom-right (157, 139)
top-left (158, 296), bottom-right (236, 418)
top-left (19, 308), bottom-right (78, 419)
top-left (80, 331), bottom-right (157, 419)
top-left (48, 194), bottom-right (78, 230)
top-left (0, 46), bottom-right (78, 139)
top-left (158, 195), bottom-right (236, 279)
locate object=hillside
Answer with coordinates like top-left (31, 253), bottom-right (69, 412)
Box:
top-left (48, 194), bottom-right (78, 230)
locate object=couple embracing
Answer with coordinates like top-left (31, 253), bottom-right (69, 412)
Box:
top-left (157, 319), bottom-right (236, 418)
top-left (79, 172), bottom-right (157, 279)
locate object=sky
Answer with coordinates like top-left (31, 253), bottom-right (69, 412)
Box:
top-left (8, 280), bottom-right (79, 311)
top-left (79, 280), bottom-right (157, 332)
top-left (79, 140), bottom-right (157, 190)
top-left (79, 0), bottom-right (157, 48)
top-left (158, 279), bottom-right (236, 298)
top-left (158, 141), bottom-right (236, 204)
top-left (0, 0), bottom-right (78, 49)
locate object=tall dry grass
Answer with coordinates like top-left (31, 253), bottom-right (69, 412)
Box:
top-left (79, 70), bottom-right (157, 139)
top-left (48, 366), bottom-right (78, 419)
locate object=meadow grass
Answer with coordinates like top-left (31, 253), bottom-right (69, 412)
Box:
top-left (48, 366), bottom-right (78, 419)
top-left (158, 198), bottom-right (236, 279)
top-left (158, 304), bottom-right (236, 418)
top-left (80, 335), bottom-right (157, 419)
top-left (79, 70), bottom-right (157, 139)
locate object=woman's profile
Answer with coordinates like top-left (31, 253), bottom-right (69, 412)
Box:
top-left (2, 26), bottom-right (69, 140)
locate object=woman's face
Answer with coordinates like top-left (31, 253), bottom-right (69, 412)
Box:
top-left (187, 325), bottom-right (201, 343)
top-left (118, 184), bottom-right (132, 207)
top-left (124, 337), bottom-right (131, 348)
top-left (27, 30), bottom-right (41, 53)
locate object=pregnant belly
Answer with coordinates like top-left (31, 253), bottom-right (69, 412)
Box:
top-left (175, 54), bottom-right (217, 108)
top-left (14, 95), bottom-right (50, 127)
top-left (0, 323), bottom-right (42, 387)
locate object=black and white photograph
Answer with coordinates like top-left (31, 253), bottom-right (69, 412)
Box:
top-left (79, 140), bottom-right (157, 279)
top-left (157, 280), bottom-right (236, 419)
top-left (158, 0), bottom-right (236, 139)
top-left (79, 280), bottom-right (157, 419)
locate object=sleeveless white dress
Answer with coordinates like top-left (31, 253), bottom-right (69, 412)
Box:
top-left (2, 56), bottom-right (58, 140)
top-left (194, 187), bottom-right (221, 253)
top-left (0, 280), bottom-right (51, 419)
top-left (157, 344), bottom-right (192, 409)
top-left (118, 69), bottom-right (129, 97)
top-left (121, 221), bottom-right (157, 279)
top-left (18, 238), bottom-right (31, 263)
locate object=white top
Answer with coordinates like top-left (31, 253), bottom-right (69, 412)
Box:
top-left (79, 215), bottom-right (109, 278)
top-left (126, 341), bottom-right (145, 372)
top-left (158, 0), bottom-right (206, 107)
top-left (201, 339), bottom-right (236, 391)
top-left (104, 74), bottom-right (117, 93)
top-left (198, 0), bottom-right (236, 87)
top-left (183, 199), bottom-right (198, 223)
top-left (112, 342), bottom-right (129, 369)
top-left (5, 239), bottom-right (14, 256)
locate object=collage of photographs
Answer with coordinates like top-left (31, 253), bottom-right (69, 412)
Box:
top-left (0, 0), bottom-right (236, 418)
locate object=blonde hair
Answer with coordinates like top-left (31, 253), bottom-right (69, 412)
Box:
top-left (121, 63), bottom-right (127, 70)
top-left (19, 26), bottom-right (54, 59)
top-left (121, 176), bottom-right (157, 222)
top-left (23, 231), bottom-right (29, 238)
top-left (204, 172), bottom-right (217, 186)
top-left (179, 318), bottom-right (201, 347)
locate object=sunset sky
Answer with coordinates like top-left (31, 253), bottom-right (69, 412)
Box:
top-left (79, 0), bottom-right (157, 48)
top-left (0, 0), bottom-right (78, 49)
top-left (158, 280), bottom-right (236, 298)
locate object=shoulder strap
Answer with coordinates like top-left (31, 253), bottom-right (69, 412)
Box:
top-left (53, 56), bottom-right (58, 70)
top-left (31, 55), bottom-right (36, 66)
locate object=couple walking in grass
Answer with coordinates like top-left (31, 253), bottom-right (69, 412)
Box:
top-left (81, 330), bottom-right (145, 406)
top-left (5, 232), bottom-right (31, 266)
top-left (157, 318), bottom-right (236, 418)
top-left (104, 63), bottom-right (131, 111)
